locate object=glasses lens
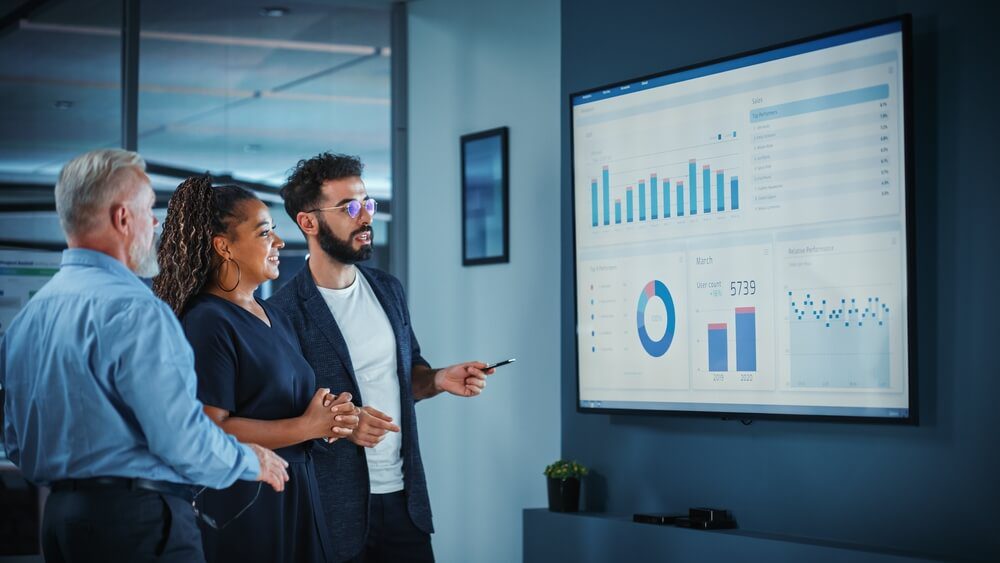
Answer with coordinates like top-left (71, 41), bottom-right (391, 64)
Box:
top-left (346, 200), bottom-right (362, 218)
top-left (365, 199), bottom-right (377, 216)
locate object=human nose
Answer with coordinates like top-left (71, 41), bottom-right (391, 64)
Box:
top-left (274, 232), bottom-right (285, 249)
top-left (358, 205), bottom-right (372, 224)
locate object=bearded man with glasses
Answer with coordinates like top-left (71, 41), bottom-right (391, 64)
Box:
top-left (269, 152), bottom-right (495, 563)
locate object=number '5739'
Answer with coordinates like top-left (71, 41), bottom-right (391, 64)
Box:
top-left (730, 280), bottom-right (756, 296)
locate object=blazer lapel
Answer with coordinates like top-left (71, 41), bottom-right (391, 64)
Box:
top-left (297, 262), bottom-right (362, 395)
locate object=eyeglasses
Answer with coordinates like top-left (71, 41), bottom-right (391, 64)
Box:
top-left (308, 198), bottom-right (377, 219)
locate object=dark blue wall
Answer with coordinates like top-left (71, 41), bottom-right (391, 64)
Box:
top-left (559, 1), bottom-right (1000, 560)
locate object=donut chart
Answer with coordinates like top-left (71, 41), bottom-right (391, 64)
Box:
top-left (636, 280), bottom-right (676, 357)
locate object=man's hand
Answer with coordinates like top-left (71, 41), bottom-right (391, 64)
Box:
top-left (321, 391), bottom-right (361, 443)
top-left (246, 443), bottom-right (289, 492)
top-left (348, 406), bottom-right (400, 448)
top-left (434, 362), bottom-right (495, 397)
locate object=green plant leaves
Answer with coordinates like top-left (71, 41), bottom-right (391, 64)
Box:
top-left (543, 459), bottom-right (589, 480)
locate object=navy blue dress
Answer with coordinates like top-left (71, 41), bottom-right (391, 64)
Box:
top-left (182, 294), bottom-right (332, 563)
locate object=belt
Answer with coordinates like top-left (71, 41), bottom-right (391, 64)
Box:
top-left (51, 477), bottom-right (197, 502)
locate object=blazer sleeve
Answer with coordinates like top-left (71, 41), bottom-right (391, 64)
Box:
top-left (394, 276), bottom-right (431, 369)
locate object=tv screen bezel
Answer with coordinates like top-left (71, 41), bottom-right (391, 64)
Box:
top-left (568, 14), bottom-right (917, 424)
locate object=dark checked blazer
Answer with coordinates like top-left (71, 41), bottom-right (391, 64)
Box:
top-left (269, 262), bottom-right (433, 562)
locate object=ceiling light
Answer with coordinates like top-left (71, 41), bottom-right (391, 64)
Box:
top-left (54, 100), bottom-right (73, 110)
top-left (259, 6), bottom-right (290, 17)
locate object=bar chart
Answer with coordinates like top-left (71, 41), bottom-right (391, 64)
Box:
top-left (688, 243), bottom-right (775, 391)
top-left (706, 306), bottom-right (757, 373)
top-left (707, 323), bottom-right (728, 371)
top-left (786, 290), bottom-right (890, 388)
top-left (589, 161), bottom-right (740, 228)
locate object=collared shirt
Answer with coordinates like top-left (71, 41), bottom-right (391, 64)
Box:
top-left (1, 248), bottom-right (259, 487)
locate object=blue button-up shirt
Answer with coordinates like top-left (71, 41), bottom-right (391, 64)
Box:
top-left (1, 248), bottom-right (259, 487)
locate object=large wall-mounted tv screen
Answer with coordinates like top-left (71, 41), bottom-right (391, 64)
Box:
top-left (571, 17), bottom-right (914, 421)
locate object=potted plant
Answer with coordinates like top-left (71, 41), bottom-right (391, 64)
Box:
top-left (544, 460), bottom-right (588, 512)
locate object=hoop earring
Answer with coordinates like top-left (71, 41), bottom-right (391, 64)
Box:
top-left (216, 257), bottom-right (241, 292)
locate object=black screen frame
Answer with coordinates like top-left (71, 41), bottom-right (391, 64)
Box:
top-left (568, 14), bottom-right (917, 424)
top-left (461, 126), bottom-right (510, 267)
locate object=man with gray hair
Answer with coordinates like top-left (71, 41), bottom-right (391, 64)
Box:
top-left (1, 149), bottom-right (290, 562)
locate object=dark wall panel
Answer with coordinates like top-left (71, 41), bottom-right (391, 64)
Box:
top-left (559, 1), bottom-right (1000, 560)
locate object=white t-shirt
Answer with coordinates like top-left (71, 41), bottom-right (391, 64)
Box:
top-left (317, 271), bottom-right (404, 494)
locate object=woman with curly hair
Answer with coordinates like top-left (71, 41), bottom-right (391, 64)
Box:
top-left (153, 176), bottom-right (359, 563)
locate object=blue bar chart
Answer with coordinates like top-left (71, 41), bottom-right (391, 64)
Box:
top-left (626, 188), bottom-right (634, 222)
top-left (706, 306), bottom-right (757, 373)
top-left (650, 175), bottom-right (658, 219)
top-left (707, 323), bottom-right (728, 371)
top-left (588, 163), bottom-right (741, 229)
top-left (591, 180), bottom-right (598, 227)
top-left (703, 165), bottom-right (711, 214)
top-left (638, 181), bottom-right (646, 221)
top-left (716, 170), bottom-right (725, 212)
top-left (602, 166), bottom-right (610, 226)
top-left (735, 306), bottom-right (757, 371)
top-left (689, 160), bottom-right (698, 216)
top-left (662, 178), bottom-right (670, 218)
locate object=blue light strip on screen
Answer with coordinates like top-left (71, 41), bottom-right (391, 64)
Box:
top-left (571, 21), bottom-right (902, 106)
top-left (750, 84), bottom-right (889, 122)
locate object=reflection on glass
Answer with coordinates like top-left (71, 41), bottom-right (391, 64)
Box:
top-left (137, 2), bottom-right (392, 195)
top-left (0, 0), bottom-right (122, 180)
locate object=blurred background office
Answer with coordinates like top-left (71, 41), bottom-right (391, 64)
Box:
top-left (0, 0), bottom-right (397, 278)
top-left (0, 1), bottom-right (559, 561)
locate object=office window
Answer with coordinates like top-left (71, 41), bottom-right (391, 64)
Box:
top-left (0, 0), bottom-right (121, 189)
top-left (138, 1), bottom-right (394, 273)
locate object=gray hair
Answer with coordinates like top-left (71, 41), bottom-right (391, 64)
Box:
top-left (55, 149), bottom-right (147, 237)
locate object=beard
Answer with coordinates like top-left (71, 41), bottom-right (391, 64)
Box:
top-left (316, 216), bottom-right (373, 265)
top-left (130, 232), bottom-right (160, 278)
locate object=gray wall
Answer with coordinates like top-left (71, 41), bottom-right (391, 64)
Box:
top-left (407, 0), bottom-right (561, 561)
top-left (560, 1), bottom-right (1000, 560)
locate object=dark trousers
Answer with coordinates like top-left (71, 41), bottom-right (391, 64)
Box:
top-left (346, 491), bottom-right (434, 563)
top-left (42, 489), bottom-right (205, 563)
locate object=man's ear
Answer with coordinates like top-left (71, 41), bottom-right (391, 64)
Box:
top-left (109, 204), bottom-right (129, 235)
top-left (296, 211), bottom-right (318, 235)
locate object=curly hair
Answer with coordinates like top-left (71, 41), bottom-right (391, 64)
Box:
top-left (152, 176), bottom-right (258, 316)
top-left (280, 152), bottom-right (364, 223)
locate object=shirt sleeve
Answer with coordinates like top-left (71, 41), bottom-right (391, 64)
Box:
top-left (182, 309), bottom-right (238, 413)
top-left (108, 299), bottom-right (259, 488)
top-left (1, 340), bottom-right (19, 466)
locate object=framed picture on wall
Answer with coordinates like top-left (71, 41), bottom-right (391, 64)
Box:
top-left (461, 126), bottom-right (509, 266)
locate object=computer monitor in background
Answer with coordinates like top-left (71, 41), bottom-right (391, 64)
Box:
top-left (0, 248), bottom-right (62, 460)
